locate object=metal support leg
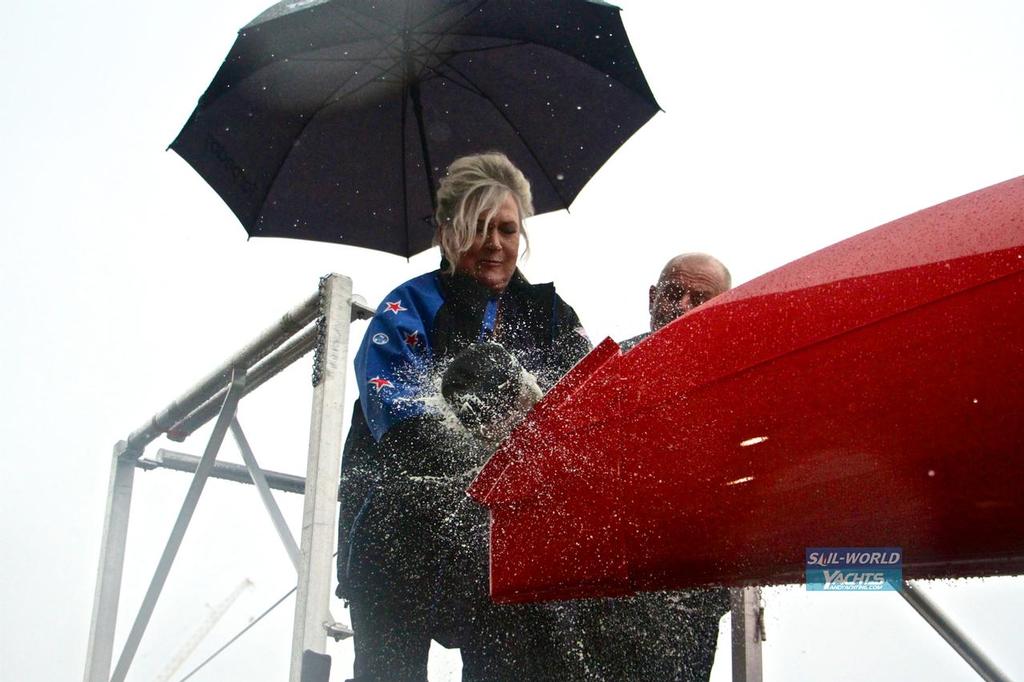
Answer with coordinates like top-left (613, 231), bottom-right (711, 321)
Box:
top-left (110, 369), bottom-right (248, 682)
top-left (900, 581), bottom-right (1011, 682)
top-left (290, 275), bottom-right (354, 682)
top-left (231, 419), bottom-right (352, 640)
top-left (731, 587), bottom-right (764, 682)
top-left (83, 441), bottom-right (136, 682)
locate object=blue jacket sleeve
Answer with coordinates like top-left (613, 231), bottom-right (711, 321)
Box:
top-left (354, 287), bottom-right (435, 441)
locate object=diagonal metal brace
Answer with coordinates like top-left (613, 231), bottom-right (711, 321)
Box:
top-left (231, 418), bottom-right (302, 568)
top-left (230, 418), bottom-right (352, 640)
top-left (110, 368), bottom-right (248, 682)
top-left (899, 581), bottom-right (1011, 682)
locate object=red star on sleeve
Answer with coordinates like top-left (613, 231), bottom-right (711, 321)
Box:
top-left (383, 300), bottom-right (407, 314)
top-left (368, 376), bottom-right (394, 392)
top-left (403, 330), bottom-right (420, 348)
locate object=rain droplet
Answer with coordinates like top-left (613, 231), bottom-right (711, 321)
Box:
top-left (556, 173), bottom-right (565, 181)
top-left (927, 470), bottom-right (936, 477)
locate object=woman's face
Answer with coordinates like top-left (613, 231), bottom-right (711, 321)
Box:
top-left (456, 192), bottom-right (521, 294)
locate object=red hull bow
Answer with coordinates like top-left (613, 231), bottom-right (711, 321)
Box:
top-left (469, 176), bottom-right (1024, 603)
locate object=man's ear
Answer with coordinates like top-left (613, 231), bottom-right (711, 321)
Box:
top-left (649, 284), bottom-right (657, 315)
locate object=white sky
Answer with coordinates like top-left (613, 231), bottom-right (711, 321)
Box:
top-left (2, 0), bottom-right (1022, 680)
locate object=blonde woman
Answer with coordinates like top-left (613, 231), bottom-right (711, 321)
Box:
top-left (338, 152), bottom-right (590, 681)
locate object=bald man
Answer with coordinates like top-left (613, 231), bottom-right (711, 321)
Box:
top-left (582, 253), bottom-right (732, 681)
top-left (637, 252), bottom-right (732, 345)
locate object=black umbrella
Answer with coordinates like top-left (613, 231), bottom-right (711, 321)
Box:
top-left (171, 0), bottom-right (660, 257)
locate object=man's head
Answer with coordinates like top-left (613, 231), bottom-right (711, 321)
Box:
top-left (649, 253), bottom-right (731, 331)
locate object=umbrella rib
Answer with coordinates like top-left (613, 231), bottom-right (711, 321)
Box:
top-left (402, 1), bottom-right (485, 82)
top-left (406, 37), bottom-right (530, 67)
top-left (401, 56), bottom-right (411, 258)
top-left (418, 31), bottom-right (660, 107)
top-left (283, 50), bottom-right (518, 65)
top-left (287, 56), bottom-right (398, 63)
top-left (432, 40), bottom-right (529, 56)
top-left (410, 0), bottom-right (488, 37)
top-left (251, 33), bottom-right (407, 229)
top-left (431, 61), bottom-right (572, 210)
top-left (402, 0), bottom-right (493, 81)
top-left (323, 2), bottom-right (398, 39)
top-left (401, 31), bottom-right (522, 82)
top-left (402, 39), bottom-right (547, 88)
top-left (401, 0), bottom-right (415, 259)
top-left (402, 34), bottom-right (534, 104)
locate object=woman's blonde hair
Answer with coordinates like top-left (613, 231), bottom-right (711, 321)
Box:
top-left (434, 152), bottom-right (533, 273)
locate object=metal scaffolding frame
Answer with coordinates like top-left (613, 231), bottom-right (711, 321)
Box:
top-left (82, 274), bottom-right (373, 682)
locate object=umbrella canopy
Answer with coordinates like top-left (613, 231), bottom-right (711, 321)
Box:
top-left (171, 0), bottom-right (659, 257)
top-left (468, 176), bottom-right (1024, 603)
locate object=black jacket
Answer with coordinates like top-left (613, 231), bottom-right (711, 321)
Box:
top-left (337, 269), bottom-right (590, 599)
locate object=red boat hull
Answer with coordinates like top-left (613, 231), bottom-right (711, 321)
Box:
top-left (470, 177), bottom-right (1024, 602)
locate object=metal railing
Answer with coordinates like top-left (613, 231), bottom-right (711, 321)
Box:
top-left (82, 274), bottom-right (373, 682)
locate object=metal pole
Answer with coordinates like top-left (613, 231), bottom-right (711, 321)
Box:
top-left (110, 369), bottom-right (248, 682)
top-left (730, 587), bottom-right (764, 682)
top-left (230, 419), bottom-right (302, 568)
top-left (148, 449), bottom-right (309, 495)
top-left (124, 294), bottom-right (319, 455)
top-left (899, 581), bottom-right (1012, 682)
top-left (169, 325), bottom-right (319, 442)
top-left (82, 441), bottom-right (136, 682)
top-left (290, 275), bottom-right (354, 682)
top-left (167, 299), bottom-right (373, 442)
